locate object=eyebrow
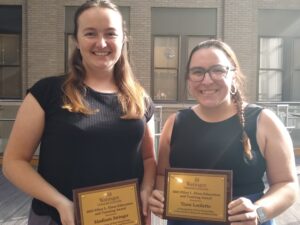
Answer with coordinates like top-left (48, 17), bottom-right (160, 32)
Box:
top-left (189, 64), bottom-right (225, 70)
top-left (189, 67), bottom-right (206, 71)
top-left (82, 27), bottom-right (96, 32)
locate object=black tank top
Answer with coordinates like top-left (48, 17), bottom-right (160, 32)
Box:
top-left (169, 105), bottom-right (266, 196)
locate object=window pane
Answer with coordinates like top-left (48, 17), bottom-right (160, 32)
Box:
top-left (154, 69), bottom-right (177, 100)
top-left (154, 37), bottom-right (178, 68)
top-left (0, 6), bottom-right (22, 33)
top-left (0, 34), bottom-right (20, 65)
top-left (294, 39), bottom-right (300, 69)
top-left (260, 38), bottom-right (282, 69)
top-left (0, 67), bottom-right (21, 98)
top-left (258, 70), bottom-right (282, 101)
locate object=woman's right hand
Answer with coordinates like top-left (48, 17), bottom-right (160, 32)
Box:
top-left (56, 197), bottom-right (75, 225)
top-left (148, 189), bottom-right (165, 218)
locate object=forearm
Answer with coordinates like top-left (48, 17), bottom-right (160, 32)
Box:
top-left (155, 173), bottom-right (165, 191)
top-left (3, 159), bottom-right (69, 209)
top-left (141, 157), bottom-right (156, 193)
top-left (255, 181), bottom-right (298, 219)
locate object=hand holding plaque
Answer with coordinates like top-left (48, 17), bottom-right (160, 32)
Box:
top-left (73, 179), bottom-right (143, 225)
top-left (164, 168), bottom-right (232, 223)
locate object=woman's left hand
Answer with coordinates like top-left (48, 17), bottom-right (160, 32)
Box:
top-left (228, 197), bottom-right (259, 225)
top-left (140, 189), bottom-right (152, 225)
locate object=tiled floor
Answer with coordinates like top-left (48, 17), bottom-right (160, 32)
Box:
top-left (0, 170), bottom-right (31, 225)
top-left (0, 156), bottom-right (300, 225)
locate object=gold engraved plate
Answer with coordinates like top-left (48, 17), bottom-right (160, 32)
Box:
top-left (164, 168), bottom-right (232, 223)
top-left (73, 179), bottom-right (143, 225)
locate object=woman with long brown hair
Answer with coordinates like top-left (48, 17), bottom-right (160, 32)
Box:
top-left (3, 1), bottom-right (156, 224)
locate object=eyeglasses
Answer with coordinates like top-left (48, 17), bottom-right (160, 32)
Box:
top-left (188, 65), bottom-right (235, 82)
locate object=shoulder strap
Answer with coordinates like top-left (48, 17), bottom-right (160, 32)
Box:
top-left (244, 104), bottom-right (263, 152)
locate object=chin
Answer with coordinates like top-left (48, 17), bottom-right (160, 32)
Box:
top-left (198, 99), bottom-right (220, 108)
top-left (92, 62), bottom-right (111, 70)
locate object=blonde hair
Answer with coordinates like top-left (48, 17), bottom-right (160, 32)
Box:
top-left (186, 39), bottom-right (253, 160)
top-left (62, 0), bottom-right (148, 119)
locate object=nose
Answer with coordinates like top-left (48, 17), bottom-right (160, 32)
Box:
top-left (96, 35), bottom-right (107, 48)
top-left (201, 72), bottom-right (214, 83)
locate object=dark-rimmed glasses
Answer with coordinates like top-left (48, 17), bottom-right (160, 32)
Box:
top-left (188, 65), bottom-right (235, 82)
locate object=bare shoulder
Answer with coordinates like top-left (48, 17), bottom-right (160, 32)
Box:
top-left (257, 108), bottom-right (293, 157)
top-left (160, 113), bottom-right (177, 144)
top-left (258, 108), bottom-right (286, 131)
top-left (163, 113), bottom-right (177, 132)
top-left (16, 93), bottom-right (44, 118)
top-left (164, 113), bottom-right (177, 128)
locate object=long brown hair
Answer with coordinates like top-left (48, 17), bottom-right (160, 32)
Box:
top-left (62, 0), bottom-right (148, 119)
top-left (186, 39), bottom-right (253, 160)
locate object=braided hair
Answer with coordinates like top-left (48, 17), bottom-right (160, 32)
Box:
top-left (232, 89), bottom-right (253, 160)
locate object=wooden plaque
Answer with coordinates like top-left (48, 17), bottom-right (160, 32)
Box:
top-left (164, 168), bottom-right (232, 223)
top-left (73, 179), bottom-right (143, 225)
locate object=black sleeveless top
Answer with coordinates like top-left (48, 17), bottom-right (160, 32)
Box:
top-left (170, 105), bottom-right (266, 197)
top-left (28, 75), bottom-right (154, 224)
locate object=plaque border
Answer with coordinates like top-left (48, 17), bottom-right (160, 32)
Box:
top-left (163, 168), bottom-right (232, 223)
top-left (73, 178), bottom-right (143, 225)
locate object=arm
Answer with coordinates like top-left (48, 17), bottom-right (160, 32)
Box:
top-left (228, 109), bottom-right (298, 224)
top-left (148, 113), bottom-right (176, 218)
top-left (140, 115), bottom-right (157, 221)
top-left (2, 94), bottom-right (75, 225)
top-left (255, 109), bottom-right (298, 217)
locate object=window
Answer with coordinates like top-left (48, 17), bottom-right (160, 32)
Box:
top-left (258, 9), bottom-right (300, 102)
top-left (152, 35), bottom-right (213, 102)
top-left (258, 38), bottom-right (283, 101)
top-left (151, 7), bottom-right (217, 102)
top-left (0, 6), bottom-right (22, 99)
top-left (153, 36), bottom-right (179, 101)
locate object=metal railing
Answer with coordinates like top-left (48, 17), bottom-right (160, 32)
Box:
top-left (256, 102), bottom-right (300, 148)
top-left (153, 102), bottom-right (300, 149)
top-left (0, 101), bottom-right (21, 154)
top-left (1, 102), bottom-right (300, 155)
top-left (256, 101), bottom-right (300, 130)
top-left (154, 105), bottom-right (163, 155)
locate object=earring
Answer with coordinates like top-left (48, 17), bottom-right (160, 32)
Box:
top-left (230, 84), bottom-right (237, 95)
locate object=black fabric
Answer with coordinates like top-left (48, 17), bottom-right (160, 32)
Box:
top-left (169, 105), bottom-right (266, 197)
top-left (28, 75), bottom-right (154, 224)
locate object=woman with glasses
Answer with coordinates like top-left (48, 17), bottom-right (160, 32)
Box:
top-left (148, 39), bottom-right (298, 225)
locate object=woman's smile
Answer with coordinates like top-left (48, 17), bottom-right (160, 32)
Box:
top-left (200, 89), bottom-right (218, 95)
top-left (93, 50), bottom-right (111, 56)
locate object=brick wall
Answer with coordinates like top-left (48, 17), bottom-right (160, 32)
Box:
top-left (1, 0), bottom-right (300, 114)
